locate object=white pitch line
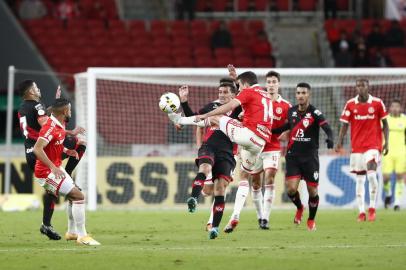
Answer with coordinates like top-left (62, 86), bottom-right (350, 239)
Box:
top-left (0, 244), bottom-right (406, 253)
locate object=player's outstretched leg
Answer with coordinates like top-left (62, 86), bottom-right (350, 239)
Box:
top-left (65, 201), bottom-right (78, 241)
top-left (40, 192), bottom-right (61, 240)
top-left (224, 175), bottom-right (249, 233)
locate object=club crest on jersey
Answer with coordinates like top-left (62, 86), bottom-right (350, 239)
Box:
top-left (303, 119), bottom-right (309, 127)
top-left (314, 171), bottom-right (319, 180)
top-left (368, 107), bottom-right (374, 113)
top-left (275, 107), bottom-right (282, 114)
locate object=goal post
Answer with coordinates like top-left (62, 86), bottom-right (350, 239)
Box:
top-left (75, 68), bottom-right (406, 211)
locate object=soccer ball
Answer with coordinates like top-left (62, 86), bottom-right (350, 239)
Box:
top-left (159, 92), bottom-right (180, 113)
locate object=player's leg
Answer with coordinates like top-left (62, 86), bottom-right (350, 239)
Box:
top-left (365, 150), bottom-right (380, 222)
top-left (64, 137), bottom-right (86, 176)
top-left (261, 151), bottom-right (280, 230)
top-left (26, 149), bottom-right (61, 240)
top-left (382, 155), bottom-right (394, 208)
top-left (224, 169), bottom-right (250, 233)
top-left (350, 153), bottom-right (367, 221)
top-left (285, 154), bottom-right (304, 224)
top-left (251, 172), bottom-right (263, 228)
top-left (393, 156), bottom-right (406, 211)
top-left (302, 154), bottom-right (320, 231)
top-left (202, 179), bottom-right (214, 230)
top-left (209, 177), bottom-right (229, 239)
top-left (187, 145), bottom-right (214, 212)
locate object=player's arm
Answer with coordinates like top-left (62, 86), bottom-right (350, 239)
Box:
top-left (321, 123), bottom-right (334, 149)
top-left (179, 85), bottom-right (197, 116)
top-left (33, 138), bottom-right (65, 178)
top-left (66, 127), bottom-right (85, 136)
top-left (381, 118), bottom-right (389, 155)
top-left (335, 122), bottom-right (348, 153)
top-left (198, 99), bottom-right (240, 120)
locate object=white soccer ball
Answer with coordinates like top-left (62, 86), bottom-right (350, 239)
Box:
top-left (159, 92), bottom-right (180, 113)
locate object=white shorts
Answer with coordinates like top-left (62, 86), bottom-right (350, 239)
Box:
top-left (219, 116), bottom-right (265, 172)
top-left (350, 149), bottom-right (381, 174)
top-left (36, 167), bottom-right (75, 196)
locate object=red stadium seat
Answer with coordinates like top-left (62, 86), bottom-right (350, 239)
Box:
top-left (196, 57), bottom-right (216, 67)
top-left (337, 0), bottom-right (349, 10)
top-left (298, 0), bottom-right (317, 11)
top-left (151, 20), bottom-right (168, 34)
top-left (238, 0), bottom-right (249, 11)
top-left (174, 56), bottom-right (195, 67)
top-left (214, 48), bottom-right (233, 58)
top-left (213, 0), bottom-right (228, 11)
top-left (234, 57), bottom-right (254, 67)
top-left (255, 0), bottom-right (267, 10)
top-left (276, 0), bottom-right (289, 11)
top-left (248, 20), bottom-right (265, 33)
top-left (254, 57), bottom-right (274, 67)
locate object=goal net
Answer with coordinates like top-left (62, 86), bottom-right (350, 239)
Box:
top-left (74, 68), bottom-right (406, 210)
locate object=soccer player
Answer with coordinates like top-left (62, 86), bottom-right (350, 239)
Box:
top-left (33, 98), bottom-right (100, 245)
top-left (335, 78), bottom-right (389, 222)
top-left (274, 82), bottom-right (334, 231)
top-left (223, 68), bottom-right (291, 232)
top-left (177, 81), bottom-right (239, 213)
top-left (382, 99), bottom-right (406, 210)
top-left (17, 80), bottom-right (85, 240)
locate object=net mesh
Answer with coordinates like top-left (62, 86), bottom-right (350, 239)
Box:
top-left (74, 69), bottom-right (406, 209)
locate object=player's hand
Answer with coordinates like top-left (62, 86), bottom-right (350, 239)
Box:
top-left (178, 85), bottom-right (189, 102)
top-left (72, 126), bottom-right (86, 136)
top-left (278, 130), bottom-right (290, 142)
top-left (175, 124), bottom-right (183, 131)
top-left (227, 64), bottom-right (237, 80)
top-left (55, 85), bottom-right (61, 98)
top-left (51, 167), bottom-right (65, 179)
top-left (65, 149), bottom-right (79, 160)
top-left (325, 139), bottom-right (334, 149)
top-left (334, 142), bottom-right (342, 153)
top-left (382, 143), bottom-right (389, 156)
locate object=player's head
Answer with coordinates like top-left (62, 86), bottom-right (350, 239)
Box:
top-left (389, 98), bottom-right (402, 116)
top-left (52, 98), bottom-right (71, 122)
top-left (265, 71), bottom-right (280, 97)
top-left (236, 71), bottom-right (258, 91)
top-left (18, 80), bottom-right (41, 100)
top-left (296, 82), bottom-right (311, 106)
top-left (218, 81), bottom-right (237, 104)
top-left (355, 78), bottom-right (369, 97)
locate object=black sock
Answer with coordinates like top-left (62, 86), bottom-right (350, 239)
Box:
top-left (43, 193), bottom-right (56, 226)
top-left (308, 195), bottom-right (319, 220)
top-left (212, 196), bottom-right (225, 228)
top-left (191, 172), bottom-right (206, 199)
top-left (65, 145), bottom-right (86, 176)
top-left (288, 191), bottom-right (303, 210)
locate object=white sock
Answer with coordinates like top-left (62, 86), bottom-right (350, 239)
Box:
top-left (67, 201), bottom-right (76, 234)
top-left (231, 180), bottom-right (249, 220)
top-left (252, 188), bottom-right (263, 220)
top-left (207, 199), bottom-right (214, 225)
top-left (367, 170), bottom-right (378, 209)
top-left (356, 174), bottom-right (366, 213)
top-left (262, 184), bottom-right (275, 221)
top-left (72, 200), bottom-right (87, 237)
top-left (177, 116), bottom-right (206, 127)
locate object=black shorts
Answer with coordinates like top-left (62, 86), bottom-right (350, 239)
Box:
top-left (195, 143), bottom-right (236, 182)
top-left (285, 153), bottom-right (319, 186)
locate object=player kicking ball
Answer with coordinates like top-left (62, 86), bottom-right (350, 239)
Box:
top-left (33, 98), bottom-right (100, 245)
top-left (274, 83), bottom-right (334, 231)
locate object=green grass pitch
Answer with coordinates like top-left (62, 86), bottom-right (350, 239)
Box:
top-left (0, 209), bottom-right (405, 270)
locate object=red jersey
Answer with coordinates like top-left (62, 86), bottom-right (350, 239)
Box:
top-left (340, 95), bottom-right (388, 153)
top-left (264, 95), bottom-right (291, 152)
top-left (235, 85), bottom-right (273, 142)
top-left (34, 115), bottom-right (66, 178)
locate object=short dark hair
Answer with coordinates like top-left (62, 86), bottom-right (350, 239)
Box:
top-left (52, 98), bottom-right (70, 111)
top-left (237, 71), bottom-right (258, 86)
top-left (219, 77), bottom-right (234, 84)
top-left (296, 82), bottom-right (311, 90)
top-left (265, 71), bottom-right (280, 82)
top-left (391, 98), bottom-right (402, 105)
top-left (356, 78), bottom-right (369, 85)
top-left (18, 80), bottom-right (34, 97)
top-left (220, 82), bottom-right (237, 94)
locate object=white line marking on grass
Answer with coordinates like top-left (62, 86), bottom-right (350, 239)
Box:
top-left (1, 244), bottom-right (406, 253)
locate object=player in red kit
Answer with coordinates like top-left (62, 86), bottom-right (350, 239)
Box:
top-left (33, 98), bottom-right (100, 246)
top-left (335, 78), bottom-right (389, 222)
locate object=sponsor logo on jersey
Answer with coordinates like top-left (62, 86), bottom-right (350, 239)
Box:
top-left (305, 113), bottom-right (311, 118)
top-left (273, 115), bottom-right (282, 121)
top-left (354, 114), bottom-right (375, 120)
top-left (368, 107), bottom-right (375, 113)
